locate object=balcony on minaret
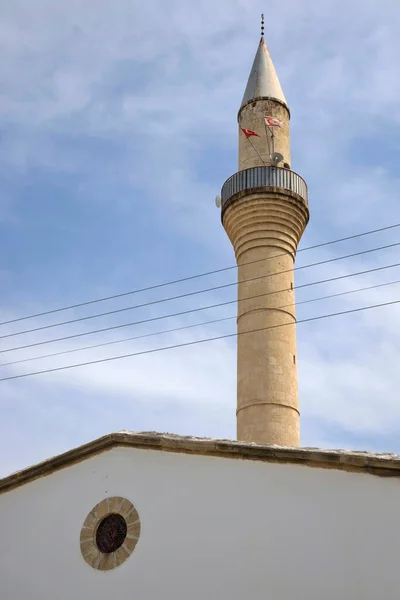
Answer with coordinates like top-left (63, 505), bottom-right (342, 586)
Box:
top-left (219, 25), bottom-right (310, 447)
top-left (220, 165), bottom-right (308, 213)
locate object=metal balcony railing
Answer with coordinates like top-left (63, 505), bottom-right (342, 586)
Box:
top-left (221, 166), bottom-right (308, 209)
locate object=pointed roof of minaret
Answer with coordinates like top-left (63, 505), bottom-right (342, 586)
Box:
top-left (241, 35), bottom-right (288, 109)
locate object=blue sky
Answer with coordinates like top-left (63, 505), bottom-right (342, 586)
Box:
top-left (1, 0), bottom-right (400, 476)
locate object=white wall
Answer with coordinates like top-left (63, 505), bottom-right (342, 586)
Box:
top-left (0, 446), bottom-right (399, 600)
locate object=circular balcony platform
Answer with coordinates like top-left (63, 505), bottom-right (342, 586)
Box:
top-left (221, 166), bottom-right (308, 211)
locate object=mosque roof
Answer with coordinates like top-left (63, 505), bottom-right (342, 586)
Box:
top-left (1, 431), bottom-right (400, 494)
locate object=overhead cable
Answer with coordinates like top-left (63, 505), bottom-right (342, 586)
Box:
top-left (1, 277), bottom-right (399, 368)
top-left (1, 241), bottom-right (400, 341)
top-left (1, 222), bottom-right (399, 327)
top-left (1, 297), bottom-right (399, 382)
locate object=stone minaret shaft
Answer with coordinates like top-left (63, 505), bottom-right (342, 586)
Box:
top-left (221, 36), bottom-right (309, 446)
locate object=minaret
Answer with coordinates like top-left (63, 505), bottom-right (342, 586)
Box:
top-left (220, 21), bottom-right (309, 446)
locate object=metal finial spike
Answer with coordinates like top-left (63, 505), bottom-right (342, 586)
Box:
top-left (261, 13), bottom-right (265, 37)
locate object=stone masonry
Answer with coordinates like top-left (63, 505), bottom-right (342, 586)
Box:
top-left (222, 37), bottom-right (309, 446)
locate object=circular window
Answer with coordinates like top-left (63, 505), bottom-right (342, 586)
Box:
top-left (80, 497), bottom-right (140, 571)
top-left (96, 513), bottom-right (127, 554)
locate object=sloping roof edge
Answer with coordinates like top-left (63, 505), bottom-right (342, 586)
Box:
top-left (2, 431), bottom-right (400, 494)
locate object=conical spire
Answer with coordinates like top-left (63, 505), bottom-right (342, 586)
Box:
top-left (241, 36), bottom-right (288, 108)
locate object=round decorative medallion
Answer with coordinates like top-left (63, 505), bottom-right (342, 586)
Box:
top-left (80, 497), bottom-right (140, 571)
top-left (96, 513), bottom-right (127, 554)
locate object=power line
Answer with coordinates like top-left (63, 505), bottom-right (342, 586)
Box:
top-left (1, 278), bottom-right (399, 369)
top-left (2, 241), bottom-right (400, 342)
top-left (1, 222), bottom-right (400, 328)
top-left (1, 297), bottom-right (399, 382)
top-left (1, 260), bottom-right (399, 356)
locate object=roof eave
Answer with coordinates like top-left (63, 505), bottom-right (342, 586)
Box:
top-left (1, 431), bottom-right (400, 495)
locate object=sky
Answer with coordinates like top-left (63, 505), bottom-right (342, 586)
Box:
top-left (1, 0), bottom-right (400, 477)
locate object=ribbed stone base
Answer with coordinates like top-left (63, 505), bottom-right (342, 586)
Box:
top-left (223, 189), bottom-right (309, 447)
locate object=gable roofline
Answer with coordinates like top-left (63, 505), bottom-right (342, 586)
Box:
top-left (1, 431), bottom-right (400, 494)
